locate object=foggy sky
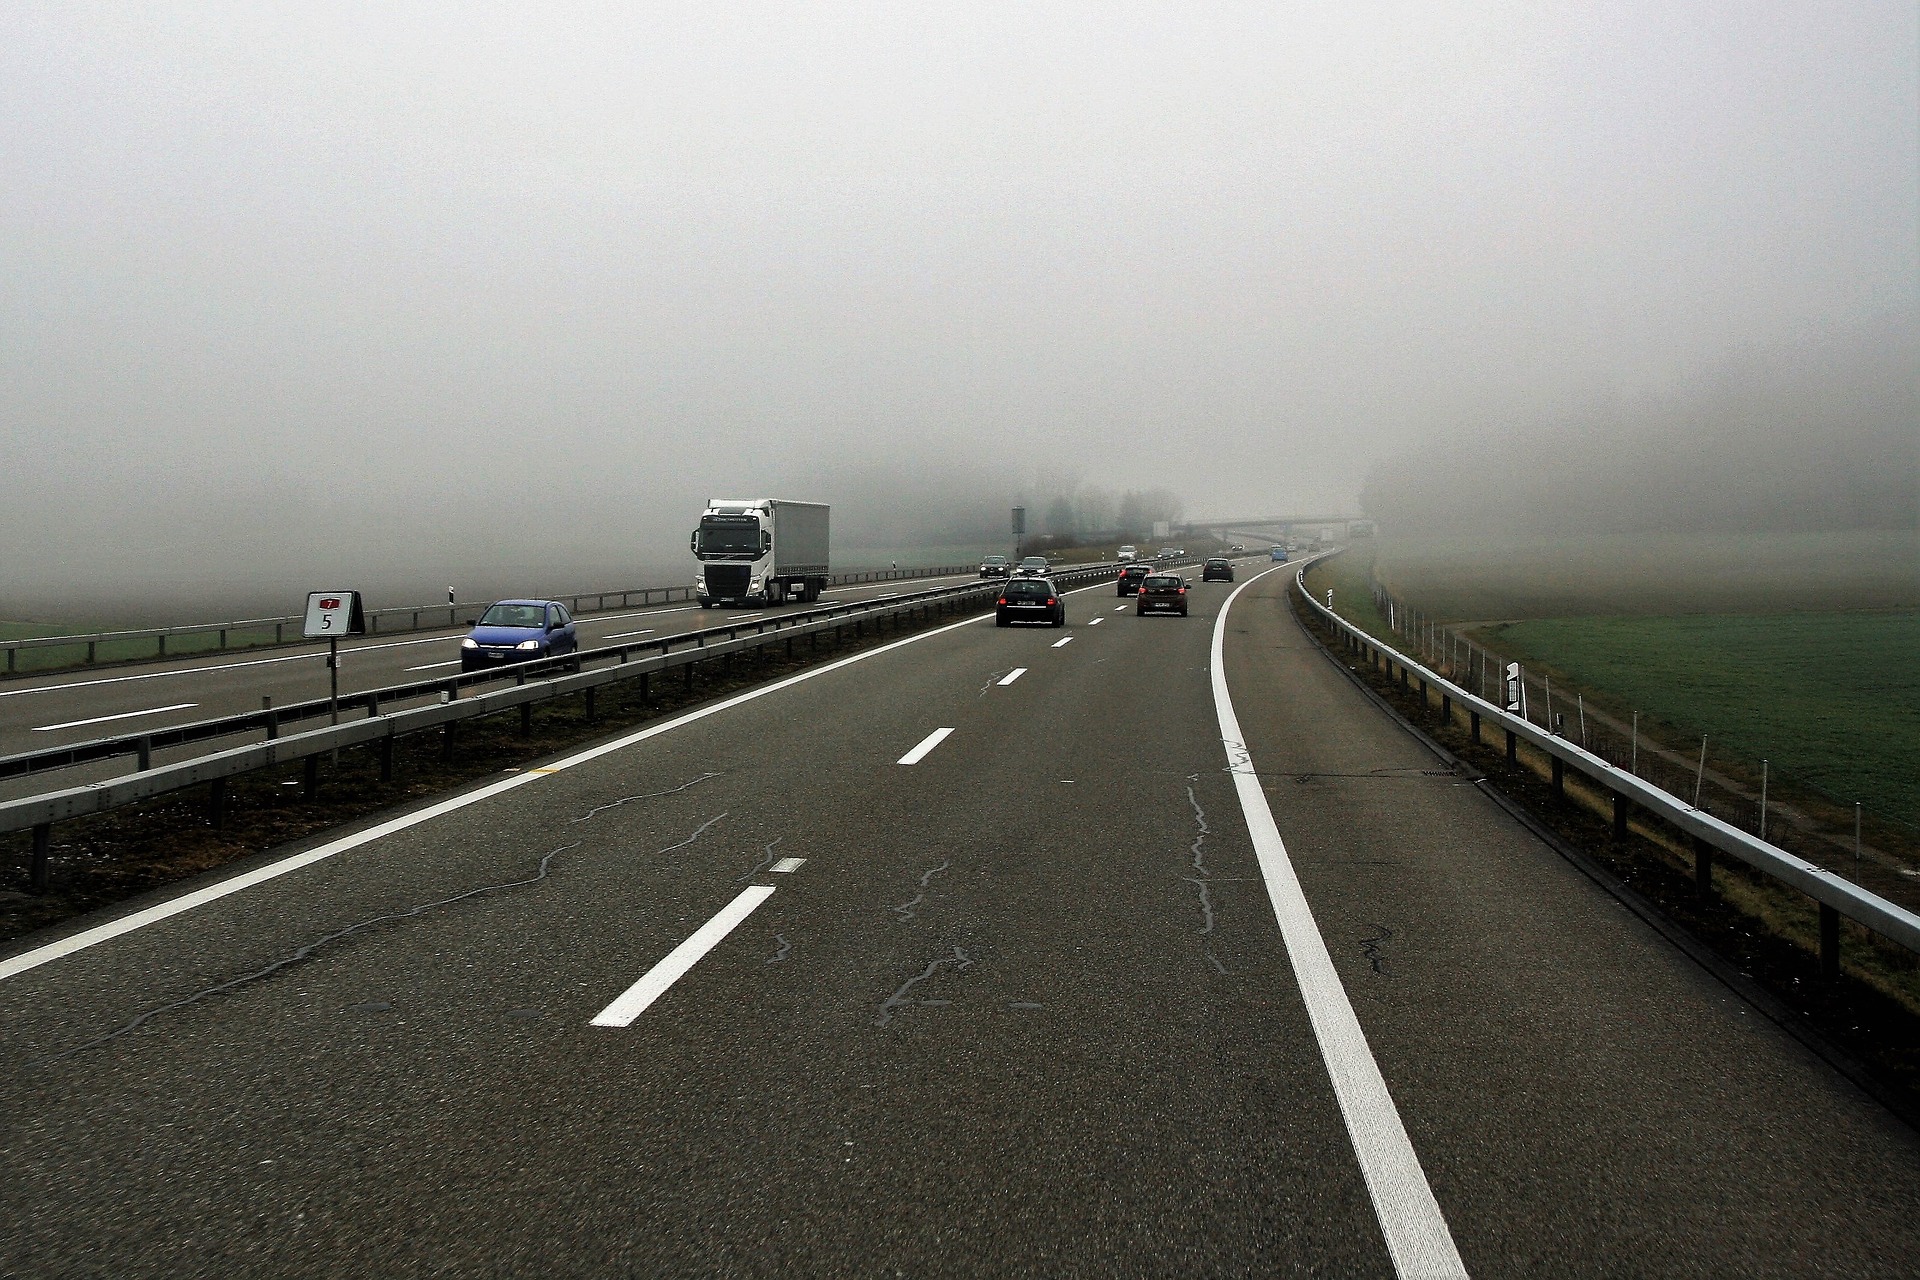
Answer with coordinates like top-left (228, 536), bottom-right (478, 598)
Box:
top-left (3, 4), bottom-right (1915, 620)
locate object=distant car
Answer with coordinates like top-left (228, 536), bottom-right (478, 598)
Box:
top-left (996, 576), bottom-right (1065, 627)
top-left (1117, 545), bottom-right (1139, 562)
top-left (1201, 557), bottom-right (1234, 582)
top-left (1136, 573), bottom-right (1189, 616)
top-left (1270, 546), bottom-right (1288, 562)
top-left (1015, 556), bottom-right (1051, 576)
top-left (461, 600), bottom-right (578, 671)
top-left (1230, 543), bottom-right (1245, 553)
top-left (1116, 563), bottom-right (1154, 595)
top-left (979, 555), bottom-right (1011, 578)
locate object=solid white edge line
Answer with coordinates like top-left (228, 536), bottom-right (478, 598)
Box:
top-left (997, 668), bottom-right (1028, 686)
top-left (590, 885), bottom-right (776, 1027)
top-left (896, 727), bottom-right (954, 765)
top-left (0, 770), bottom-right (549, 982)
top-left (1212, 564), bottom-right (1467, 1279)
top-left (2, 574), bottom-right (1120, 983)
top-left (31, 703), bottom-right (198, 732)
top-left (0, 584), bottom-right (1047, 982)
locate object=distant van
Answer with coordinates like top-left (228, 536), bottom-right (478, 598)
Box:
top-left (1117, 546), bottom-right (1139, 561)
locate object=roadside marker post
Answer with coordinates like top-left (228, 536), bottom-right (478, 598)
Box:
top-left (303, 591), bottom-right (367, 726)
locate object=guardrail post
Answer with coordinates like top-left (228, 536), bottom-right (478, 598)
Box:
top-left (138, 736), bottom-right (153, 771)
top-left (1692, 836), bottom-right (1712, 896)
top-left (1441, 692), bottom-right (1451, 725)
top-left (209, 777), bottom-right (228, 829)
top-left (1819, 905), bottom-right (1841, 978)
top-left (685, 661), bottom-right (695, 694)
top-left (219, 628), bottom-right (227, 650)
top-left (519, 702), bottom-right (532, 737)
top-left (584, 686), bottom-right (597, 722)
top-left (263, 696), bottom-right (278, 740)
top-left (157, 635), bottom-right (166, 657)
top-left (86, 641), bottom-right (96, 664)
top-left (30, 823), bottom-right (51, 892)
top-left (1505, 729), bottom-right (1516, 766)
top-left (442, 722), bottom-right (456, 762)
top-left (303, 754), bottom-right (320, 800)
top-left (1612, 792), bottom-right (1630, 841)
top-left (640, 672), bottom-right (650, 703)
top-left (1551, 755), bottom-right (1564, 799)
top-left (1469, 710), bottom-right (1480, 744)
top-left (379, 734), bottom-right (395, 783)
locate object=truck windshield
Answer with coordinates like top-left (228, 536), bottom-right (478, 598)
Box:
top-left (696, 519), bottom-right (762, 555)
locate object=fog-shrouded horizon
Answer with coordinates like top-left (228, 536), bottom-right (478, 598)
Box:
top-left (4, 4), bottom-right (1914, 625)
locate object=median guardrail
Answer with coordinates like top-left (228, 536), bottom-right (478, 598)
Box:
top-left (1293, 564), bottom-right (1920, 969)
top-left (0, 564), bottom-right (982, 675)
top-left (1, 561), bottom-right (1125, 890)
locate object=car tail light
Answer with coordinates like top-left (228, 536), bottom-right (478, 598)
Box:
top-left (997, 597), bottom-right (1006, 605)
top-left (1046, 597), bottom-right (1056, 605)
top-left (1178, 587), bottom-right (1186, 594)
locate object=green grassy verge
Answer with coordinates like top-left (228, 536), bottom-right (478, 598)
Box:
top-left (1482, 612), bottom-right (1920, 826)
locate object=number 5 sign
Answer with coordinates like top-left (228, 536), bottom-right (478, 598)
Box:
top-left (303, 590), bottom-right (367, 638)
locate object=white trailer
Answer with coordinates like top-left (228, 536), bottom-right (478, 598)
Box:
top-left (691, 498), bottom-right (831, 606)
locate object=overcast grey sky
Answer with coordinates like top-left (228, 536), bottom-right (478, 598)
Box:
top-left (2, 3), bottom-right (1914, 613)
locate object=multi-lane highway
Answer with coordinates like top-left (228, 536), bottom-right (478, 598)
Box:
top-left (0, 572), bottom-right (984, 782)
top-left (2, 564), bottom-right (1916, 1276)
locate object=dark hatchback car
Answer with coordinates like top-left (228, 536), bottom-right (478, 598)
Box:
top-left (979, 555), bottom-right (1011, 578)
top-left (461, 600), bottom-right (579, 671)
top-left (1116, 562), bottom-right (1154, 595)
top-left (1201, 557), bottom-right (1234, 582)
top-left (996, 576), bottom-right (1065, 627)
top-left (1135, 573), bottom-right (1189, 616)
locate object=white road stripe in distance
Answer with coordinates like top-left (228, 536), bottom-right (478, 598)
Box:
top-left (1088, 618), bottom-right (1103, 626)
top-left (896, 727), bottom-right (954, 765)
top-left (0, 573), bottom-right (1116, 983)
top-left (32, 703), bottom-right (198, 733)
top-left (1211, 565), bottom-right (1466, 1278)
top-left (770, 857), bottom-right (806, 873)
top-left (590, 886), bottom-right (776, 1027)
top-left (1051, 636), bottom-right (1074, 648)
top-left (1114, 605), bottom-right (1128, 612)
top-left (997, 668), bottom-right (1027, 686)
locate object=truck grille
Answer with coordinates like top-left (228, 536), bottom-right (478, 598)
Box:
top-left (704, 565), bottom-right (751, 595)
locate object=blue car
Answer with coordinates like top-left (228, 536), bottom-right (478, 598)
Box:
top-left (460, 600), bottom-right (578, 672)
top-left (1270, 546), bottom-right (1289, 562)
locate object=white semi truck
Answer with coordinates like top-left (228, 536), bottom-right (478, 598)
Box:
top-left (691, 498), bottom-right (831, 607)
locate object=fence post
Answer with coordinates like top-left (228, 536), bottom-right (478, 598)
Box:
top-left (30, 823), bottom-right (52, 892)
top-left (1692, 835), bottom-right (1712, 896)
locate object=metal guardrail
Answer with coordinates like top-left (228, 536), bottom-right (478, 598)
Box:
top-left (1294, 565), bottom-right (1920, 965)
top-left (0, 562), bottom-right (1123, 888)
top-left (0, 564), bottom-right (982, 674)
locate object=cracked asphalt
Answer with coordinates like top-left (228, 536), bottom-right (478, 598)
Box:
top-left (1, 566), bottom-right (1917, 1276)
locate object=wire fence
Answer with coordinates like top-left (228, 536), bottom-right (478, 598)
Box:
top-left (1357, 571), bottom-right (1918, 902)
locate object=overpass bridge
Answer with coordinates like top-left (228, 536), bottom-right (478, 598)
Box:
top-left (1175, 514), bottom-right (1373, 540)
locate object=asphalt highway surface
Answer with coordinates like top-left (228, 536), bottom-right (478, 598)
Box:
top-left (2, 564), bottom-right (1916, 1276)
top-left (0, 572), bottom-right (989, 795)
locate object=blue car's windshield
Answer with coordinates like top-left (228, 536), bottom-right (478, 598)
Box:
top-left (480, 604), bottom-right (545, 628)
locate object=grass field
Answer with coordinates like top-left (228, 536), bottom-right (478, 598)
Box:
top-left (1485, 611), bottom-right (1920, 826)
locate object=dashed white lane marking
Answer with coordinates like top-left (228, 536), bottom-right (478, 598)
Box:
top-left (0, 576), bottom-right (1110, 984)
top-left (590, 886), bottom-right (777, 1027)
top-left (897, 727), bottom-right (954, 765)
top-left (770, 857), bottom-right (806, 873)
top-left (406, 660), bottom-right (463, 672)
top-left (32, 703), bottom-right (198, 732)
top-left (1211, 566), bottom-right (1466, 1278)
top-left (0, 636), bottom-right (451, 698)
top-left (1088, 617), bottom-right (1103, 626)
top-left (604, 628), bottom-right (656, 640)
top-left (1113, 605), bottom-right (1128, 612)
top-left (1051, 636), bottom-right (1074, 648)
top-left (997, 668), bottom-right (1028, 686)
